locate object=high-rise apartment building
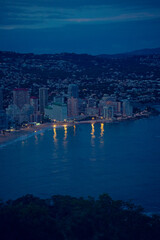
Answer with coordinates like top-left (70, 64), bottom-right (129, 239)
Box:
top-left (39, 88), bottom-right (48, 114)
top-left (103, 106), bottom-right (114, 120)
top-left (30, 96), bottom-right (38, 113)
top-left (13, 88), bottom-right (30, 109)
top-left (68, 84), bottom-right (79, 98)
top-left (67, 97), bottom-right (79, 117)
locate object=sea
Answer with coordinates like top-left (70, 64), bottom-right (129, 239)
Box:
top-left (0, 115), bottom-right (160, 213)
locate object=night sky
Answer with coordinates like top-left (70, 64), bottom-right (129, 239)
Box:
top-left (1, 0), bottom-right (160, 54)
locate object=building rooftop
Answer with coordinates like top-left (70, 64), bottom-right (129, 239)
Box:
top-left (52, 102), bottom-right (67, 107)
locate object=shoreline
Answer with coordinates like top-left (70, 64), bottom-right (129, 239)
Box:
top-left (0, 123), bottom-right (53, 146)
top-left (0, 112), bottom-right (158, 147)
top-left (0, 122), bottom-right (76, 147)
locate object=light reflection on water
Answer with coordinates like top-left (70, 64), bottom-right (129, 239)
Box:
top-left (63, 125), bottom-right (68, 149)
top-left (34, 134), bottom-right (38, 144)
top-left (91, 123), bottom-right (96, 148)
top-left (100, 123), bottom-right (104, 145)
top-left (53, 125), bottom-right (57, 144)
top-left (100, 123), bottom-right (104, 137)
top-left (1, 118), bottom-right (160, 213)
top-left (63, 125), bottom-right (67, 140)
top-left (91, 123), bottom-right (95, 139)
top-left (73, 125), bottom-right (76, 136)
top-left (90, 123), bottom-right (96, 159)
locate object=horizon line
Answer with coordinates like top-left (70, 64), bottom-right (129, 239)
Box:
top-left (0, 46), bottom-right (160, 56)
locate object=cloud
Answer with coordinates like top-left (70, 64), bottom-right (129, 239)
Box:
top-left (0, 0), bottom-right (160, 30)
top-left (67, 12), bottom-right (160, 23)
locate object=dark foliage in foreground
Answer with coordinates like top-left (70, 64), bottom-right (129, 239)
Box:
top-left (0, 194), bottom-right (160, 240)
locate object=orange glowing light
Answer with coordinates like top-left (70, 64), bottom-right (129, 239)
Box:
top-left (53, 125), bottom-right (57, 142)
top-left (100, 123), bottom-right (104, 137)
top-left (64, 125), bottom-right (67, 140)
top-left (91, 123), bottom-right (95, 138)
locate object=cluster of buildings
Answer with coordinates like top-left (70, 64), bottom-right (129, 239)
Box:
top-left (44, 84), bottom-right (133, 122)
top-left (1, 52), bottom-right (160, 110)
top-left (0, 87), bottom-right (47, 129)
top-left (45, 84), bottom-right (79, 121)
top-left (0, 84), bottom-right (133, 130)
top-left (5, 88), bottom-right (49, 126)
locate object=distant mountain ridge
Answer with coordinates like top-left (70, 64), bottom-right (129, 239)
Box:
top-left (125, 47), bottom-right (160, 55)
top-left (97, 47), bottom-right (160, 58)
top-left (0, 47), bottom-right (160, 58)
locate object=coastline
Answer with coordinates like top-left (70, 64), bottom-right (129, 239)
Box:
top-left (0, 112), bottom-right (158, 147)
top-left (0, 122), bottom-right (76, 147)
top-left (0, 123), bottom-right (53, 146)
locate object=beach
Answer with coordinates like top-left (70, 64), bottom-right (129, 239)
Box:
top-left (0, 121), bottom-right (80, 146)
top-left (0, 123), bottom-right (54, 146)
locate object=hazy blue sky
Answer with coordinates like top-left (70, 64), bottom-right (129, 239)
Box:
top-left (0, 0), bottom-right (160, 54)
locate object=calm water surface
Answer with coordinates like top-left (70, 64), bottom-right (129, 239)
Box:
top-left (0, 117), bottom-right (160, 212)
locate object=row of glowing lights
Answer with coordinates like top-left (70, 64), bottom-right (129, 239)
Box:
top-left (52, 123), bottom-right (104, 141)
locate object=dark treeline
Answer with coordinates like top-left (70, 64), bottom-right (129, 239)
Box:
top-left (0, 194), bottom-right (160, 240)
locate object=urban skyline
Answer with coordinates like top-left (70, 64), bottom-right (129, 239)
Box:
top-left (0, 84), bottom-right (134, 130)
